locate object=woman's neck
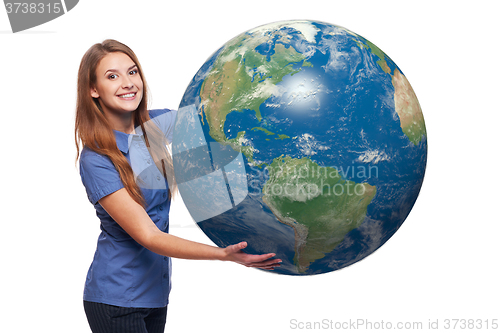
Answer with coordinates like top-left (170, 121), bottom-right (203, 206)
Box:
top-left (105, 110), bottom-right (136, 134)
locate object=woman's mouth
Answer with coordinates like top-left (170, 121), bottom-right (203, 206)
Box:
top-left (118, 92), bottom-right (136, 99)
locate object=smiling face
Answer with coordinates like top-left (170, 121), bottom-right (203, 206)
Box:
top-left (90, 52), bottom-right (144, 117)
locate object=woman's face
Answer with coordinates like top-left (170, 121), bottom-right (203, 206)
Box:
top-left (91, 52), bottom-right (144, 116)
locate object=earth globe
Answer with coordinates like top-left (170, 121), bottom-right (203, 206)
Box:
top-left (172, 20), bottom-right (427, 275)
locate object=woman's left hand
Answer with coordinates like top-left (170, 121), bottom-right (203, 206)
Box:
top-left (222, 241), bottom-right (282, 270)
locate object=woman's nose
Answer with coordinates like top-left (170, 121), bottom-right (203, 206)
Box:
top-left (121, 76), bottom-right (134, 88)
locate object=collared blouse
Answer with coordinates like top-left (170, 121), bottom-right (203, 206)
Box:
top-left (79, 108), bottom-right (177, 308)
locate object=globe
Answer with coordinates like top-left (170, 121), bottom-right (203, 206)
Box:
top-left (172, 20), bottom-right (427, 275)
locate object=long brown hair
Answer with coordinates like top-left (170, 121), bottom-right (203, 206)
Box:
top-left (75, 39), bottom-right (176, 207)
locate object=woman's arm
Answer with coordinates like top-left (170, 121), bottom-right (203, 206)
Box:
top-left (99, 188), bottom-right (281, 270)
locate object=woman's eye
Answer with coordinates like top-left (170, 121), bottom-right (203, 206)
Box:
top-left (108, 74), bottom-right (117, 79)
top-left (129, 69), bottom-right (138, 75)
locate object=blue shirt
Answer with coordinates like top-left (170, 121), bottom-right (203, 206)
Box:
top-left (80, 109), bottom-right (177, 308)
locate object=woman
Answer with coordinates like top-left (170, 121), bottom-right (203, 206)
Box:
top-left (75, 39), bottom-right (281, 333)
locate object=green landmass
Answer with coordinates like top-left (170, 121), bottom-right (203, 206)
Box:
top-left (363, 39), bottom-right (392, 74)
top-left (392, 69), bottom-right (427, 145)
top-left (251, 127), bottom-right (274, 135)
top-left (251, 127), bottom-right (291, 141)
top-left (262, 156), bottom-right (377, 273)
top-left (226, 130), bottom-right (255, 162)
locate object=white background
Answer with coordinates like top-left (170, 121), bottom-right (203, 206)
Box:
top-left (1, 1), bottom-right (498, 332)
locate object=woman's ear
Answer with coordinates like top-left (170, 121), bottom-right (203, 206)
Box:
top-left (90, 87), bottom-right (99, 99)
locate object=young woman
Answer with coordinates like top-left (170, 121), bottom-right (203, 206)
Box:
top-left (75, 39), bottom-right (281, 333)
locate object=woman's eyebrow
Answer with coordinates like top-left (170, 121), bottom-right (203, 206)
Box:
top-left (104, 64), bottom-right (138, 75)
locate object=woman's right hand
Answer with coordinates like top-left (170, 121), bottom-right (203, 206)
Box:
top-left (222, 241), bottom-right (282, 270)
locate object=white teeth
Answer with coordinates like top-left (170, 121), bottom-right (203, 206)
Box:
top-left (119, 93), bottom-right (135, 98)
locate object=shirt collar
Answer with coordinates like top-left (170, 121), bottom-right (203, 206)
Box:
top-left (114, 130), bottom-right (131, 154)
top-left (114, 127), bottom-right (145, 154)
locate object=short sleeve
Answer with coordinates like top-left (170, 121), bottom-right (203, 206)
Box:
top-left (79, 148), bottom-right (125, 205)
top-left (149, 109), bottom-right (178, 144)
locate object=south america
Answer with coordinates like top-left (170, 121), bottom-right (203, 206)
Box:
top-left (262, 156), bottom-right (377, 273)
